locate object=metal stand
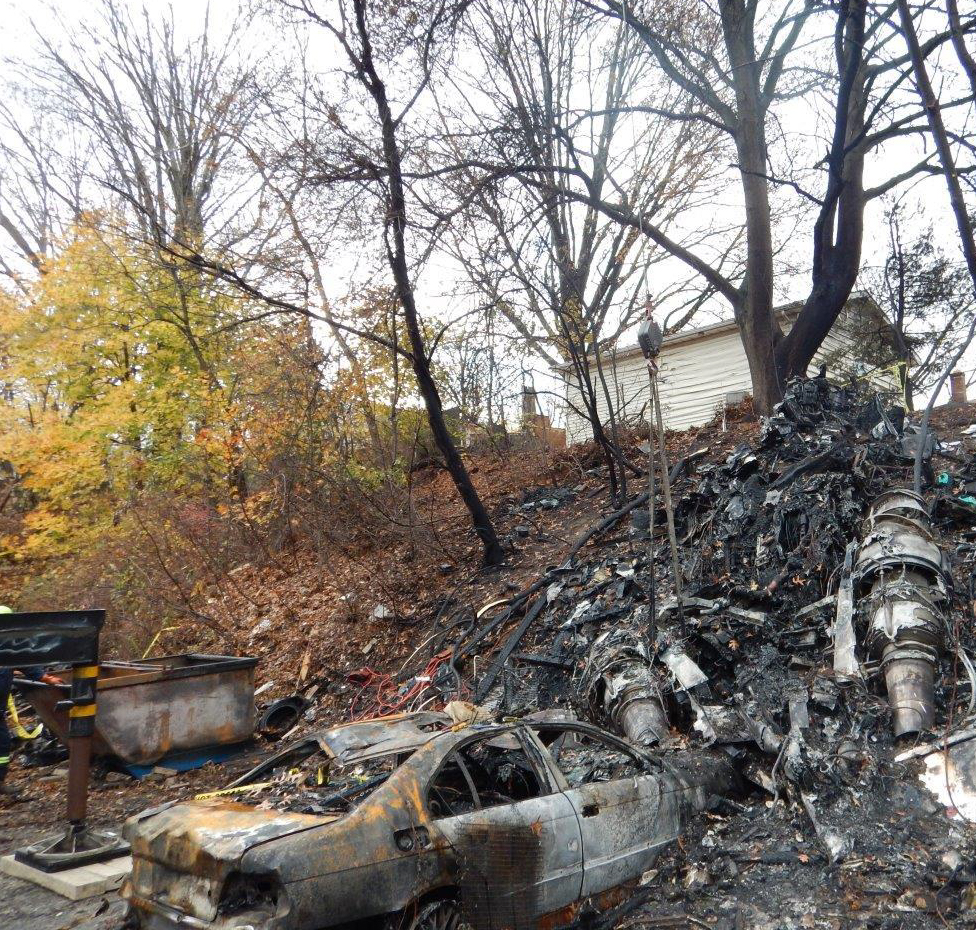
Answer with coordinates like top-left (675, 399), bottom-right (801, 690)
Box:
top-left (16, 659), bottom-right (128, 872)
top-left (648, 369), bottom-right (685, 610)
top-left (14, 824), bottom-right (127, 873)
top-left (0, 610), bottom-right (129, 872)
top-left (638, 315), bottom-right (685, 629)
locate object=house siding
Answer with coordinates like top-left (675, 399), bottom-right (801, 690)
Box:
top-left (561, 313), bottom-right (896, 444)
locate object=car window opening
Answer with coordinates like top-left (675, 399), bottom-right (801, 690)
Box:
top-left (428, 736), bottom-right (544, 818)
top-left (532, 727), bottom-right (645, 788)
top-left (428, 756), bottom-right (478, 818)
top-left (245, 753), bottom-right (402, 816)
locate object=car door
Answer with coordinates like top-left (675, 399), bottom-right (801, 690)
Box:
top-left (529, 725), bottom-right (665, 897)
top-left (426, 729), bottom-right (583, 929)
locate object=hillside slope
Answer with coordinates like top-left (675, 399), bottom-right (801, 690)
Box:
top-left (5, 388), bottom-right (976, 929)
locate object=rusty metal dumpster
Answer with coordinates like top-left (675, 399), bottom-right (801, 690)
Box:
top-left (17, 653), bottom-right (258, 768)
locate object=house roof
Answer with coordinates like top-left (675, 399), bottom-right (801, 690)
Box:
top-left (553, 293), bottom-right (892, 371)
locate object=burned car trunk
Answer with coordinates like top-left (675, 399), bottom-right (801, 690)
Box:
top-left (121, 715), bottom-right (738, 930)
top-left (124, 801), bottom-right (326, 926)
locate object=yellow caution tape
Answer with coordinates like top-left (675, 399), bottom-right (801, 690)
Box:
top-left (7, 695), bottom-right (41, 740)
top-left (69, 704), bottom-right (96, 718)
top-left (194, 781), bottom-right (274, 801)
top-left (74, 665), bottom-right (99, 679)
top-left (142, 628), bottom-right (178, 660)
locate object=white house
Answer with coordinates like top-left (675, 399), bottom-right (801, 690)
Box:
top-left (559, 295), bottom-right (899, 444)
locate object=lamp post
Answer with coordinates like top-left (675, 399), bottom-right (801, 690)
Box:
top-left (638, 315), bottom-right (685, 627)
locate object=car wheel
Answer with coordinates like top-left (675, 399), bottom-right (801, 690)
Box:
top-left (403, 898), bottom-right (461, 930)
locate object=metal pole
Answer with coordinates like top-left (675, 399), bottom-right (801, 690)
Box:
top-left (645, 369), bottom-right (657, 627)
top-left (65, 661), bottom-right (98, 828)
top-left (638, 314), bottom-right (684, 627)
top-left (649, 370), bottom-right (685, 611)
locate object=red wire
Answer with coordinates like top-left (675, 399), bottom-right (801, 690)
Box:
top-left (347, 650), bottom-right (453, 720)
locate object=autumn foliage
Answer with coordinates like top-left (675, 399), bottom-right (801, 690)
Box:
top-left (0, 224), bottom-right (438, 653)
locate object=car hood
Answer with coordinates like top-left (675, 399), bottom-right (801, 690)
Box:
top-left (313, 711), bottom-right (452, 765)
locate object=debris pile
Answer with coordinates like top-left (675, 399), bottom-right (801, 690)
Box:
top-left (352, 375), bottom-right (976, 923)
top-left (146, 375), bottom-right (976, 927)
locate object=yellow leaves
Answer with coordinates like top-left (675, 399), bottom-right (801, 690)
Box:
top-left (20, 512), bottom-right (85, 559)
top-left (0, 218), bottom-right (408, 569)
top-left (0, 222), bottom-right (263, 558)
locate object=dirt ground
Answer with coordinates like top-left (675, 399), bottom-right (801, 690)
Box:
top-left (0, 744), bottom-right (275, 930)
top-left (0, 867), bottom-right (126, 930)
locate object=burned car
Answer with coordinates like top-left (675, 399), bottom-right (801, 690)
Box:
top-left (122, 711), bottom-right (735, 930)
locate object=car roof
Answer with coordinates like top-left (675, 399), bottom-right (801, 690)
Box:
top-left (311, 710), bottom-right (626, 765)
top-left (312, 711), bottom-right (455, 765)
top-left (224, 711), bottom-right (647, 797)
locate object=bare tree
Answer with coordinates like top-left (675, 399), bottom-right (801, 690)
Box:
top-left (281, 0), bottom-right (506, 565)
top-left (569, 1), bottom-right (976, 412)
top-left (239, 155), bottom-right (399, 472)
top-left (948, 0), bottom-right (976, 104)
top-left (895, 0), bottom-right (976, 492)
top-left (859, 201), bottom-right (976, 409)
top-left (0, 87), bottom-right (90, 288)
top-left (432, 300), bottom-right (534, 446)
top-left (898, 2), bottom-right (976, 290)
top-left (34, 1), bottom-right (266, 251)
top-left (438, 0), bottom-right (725, 498)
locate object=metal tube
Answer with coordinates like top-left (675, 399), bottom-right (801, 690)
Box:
top-left (857, 492), bottom-right (949, 738)
top-left (65, 662), bottom-right (98, 828)
top-left (617, 696), bottom-right (669, 746)
top-left (650, 373), bottom-right (684, 613)
top-left (883, 652), bottom-right (936, 737)
top-left (65, 734), bottom-right (92, 824)
top-left (646, 367), bottom-right (657, 624)
top-left (583, 630), bottom-right (668, 746)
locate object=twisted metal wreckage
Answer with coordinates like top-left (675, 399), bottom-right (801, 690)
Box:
top-left (123, 376), bottom-right (976, 929)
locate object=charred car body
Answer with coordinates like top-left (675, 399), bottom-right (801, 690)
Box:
top-left (121, 712), bottom-right (735, 930)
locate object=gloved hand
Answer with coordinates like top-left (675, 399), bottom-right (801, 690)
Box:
top-left (40, 673), bottom-right (64, 686)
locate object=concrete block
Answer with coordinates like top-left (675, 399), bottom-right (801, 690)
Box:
top-left (0, 853), bottom-right (131, 900)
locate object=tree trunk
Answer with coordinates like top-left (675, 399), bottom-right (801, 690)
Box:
top-left (568, 345), bottom-right (621, 502)
top-left (720, 0), bottom-right (780, 413)
top-left (776, 1), bottom-right (867, 384)
top-left (898, 0), bottom-right (976, 289)
top-left (354, 0), bottom-right (504, 566)
top-left (947, 0), bottom-right (976, 96)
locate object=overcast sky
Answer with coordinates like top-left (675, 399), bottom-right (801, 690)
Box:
top-left (2, 0), bottom-right (974, 413)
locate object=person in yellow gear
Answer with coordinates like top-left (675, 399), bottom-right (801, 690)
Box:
top-left (0, 606), bottom-right (63, 795)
